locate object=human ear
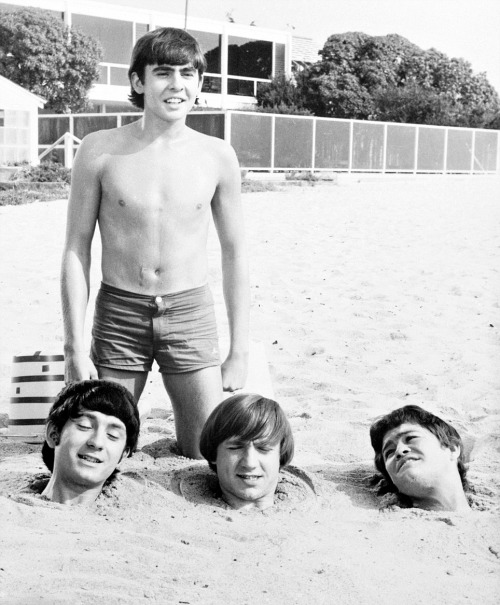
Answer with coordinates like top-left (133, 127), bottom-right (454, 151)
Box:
top-left (45, 422), bottom-right (61, 448)
top-left (118, 448), bottom-right (130, 464)
top-left (130, 72), bottom-right (144, 93)
top-left (448, 444), bottom-right (460, 461)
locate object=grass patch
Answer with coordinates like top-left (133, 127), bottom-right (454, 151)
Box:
top-left (242, 180), bottom-right (282, 193)
top-left (0, 182), bottom-right (69, 206)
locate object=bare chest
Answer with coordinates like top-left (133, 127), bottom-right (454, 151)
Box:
top-left (99, 148), bottom-right (217, 222)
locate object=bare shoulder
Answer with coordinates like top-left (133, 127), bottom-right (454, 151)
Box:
top-left (78, 122), bottom-right (138, 158)
top-left (189, 129), bottom-right (239, 179)
top-left (191, 129), bottom-right (236, 158)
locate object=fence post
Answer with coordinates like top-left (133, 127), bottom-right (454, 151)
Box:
top-left (414, 125), bottom-right (419, 174)
top-left (470, 130), bottom-right (476, 174)
top-left (443, 128), bottom-right (448, 174)
top-left (224, 110), bottom-right (232, 145)
top-left (311, 117), bottom-right (316, 174)
top-left (348, 121), bottom-right (353, 173)
top-left (382, 123), bottom-right (387, 174)
top-left (270, 115), bottom-right (275, 174)
top-left (64, 133), bottom-right (73, 169)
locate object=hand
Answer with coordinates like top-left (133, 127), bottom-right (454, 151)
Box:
top-left (221, 351), bottom-right (249, 393)
top-left (64, 351), bottom-right (98, 383)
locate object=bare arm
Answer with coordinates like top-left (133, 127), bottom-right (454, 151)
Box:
top-left (61, 134), bottom-right (103, 382)
top-left (212, 144), bottom-right (249, 392)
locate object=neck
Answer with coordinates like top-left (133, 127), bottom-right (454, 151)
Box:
top-left (138, 112), bottom-right (190, 141)
top-left (41, 475), bottom-right (103, 506)
top-left (411, 481), bottom-right (470, 512)
top-left (221, 490), bottom-right (275, 511)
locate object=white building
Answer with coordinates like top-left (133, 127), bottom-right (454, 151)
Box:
top-left (0, 75), bottom-right (45, 165)
top-left (0, 0), bottom-right (318, 111)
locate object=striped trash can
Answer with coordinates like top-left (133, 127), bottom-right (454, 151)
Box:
top-left (9, 352), bottom-right (65, 441)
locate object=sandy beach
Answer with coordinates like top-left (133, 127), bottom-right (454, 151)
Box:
top-left (0, 176), bottom-right (499, 604)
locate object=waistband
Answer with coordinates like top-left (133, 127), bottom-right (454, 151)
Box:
top-left (100, 282), bottom-right (210, 301)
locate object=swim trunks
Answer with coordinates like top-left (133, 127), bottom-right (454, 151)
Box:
top-left (90, 282), bottom-right (220, 373)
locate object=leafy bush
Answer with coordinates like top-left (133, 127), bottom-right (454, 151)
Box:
top-left (253, 103), bottom-right (312, 116)
top-left (16, 162), bottom-right (71, 184)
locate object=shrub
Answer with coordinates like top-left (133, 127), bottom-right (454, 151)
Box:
top-left (16, 162), bottom-right (71, 184)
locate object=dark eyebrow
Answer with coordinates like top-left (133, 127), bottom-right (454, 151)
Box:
top-left (106, 422), bottom-right (126, 432)
top-left (226, 437), bottom-right (247, 446)
top-left (382, 430), bottom-right (419, 454)
top-left (75, 412), bottom-right (125, 431)
top-left (152, 65), bottom-right (195, 72)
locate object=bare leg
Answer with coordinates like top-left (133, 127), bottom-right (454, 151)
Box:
top-left (162, 366), bottom-right (223, 459)
top-left (96, 366), bottom-right (150, 423)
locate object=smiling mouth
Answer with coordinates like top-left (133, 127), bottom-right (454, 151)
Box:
top-left (237, 474), bottom-right (262, 481)
top-left (165, 98), bottom-right (184, 104)
top-left (398, 457), bottom-right (419, 472)
top-left (79, 454), bottom-right (102, 464)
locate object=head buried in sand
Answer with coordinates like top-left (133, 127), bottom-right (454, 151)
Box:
top-left (370, 405), bottom-right (470, 512)
top-left (199, 393), bottom-right (294, 510)
top-left (41, 379), bottom-right (140, 505)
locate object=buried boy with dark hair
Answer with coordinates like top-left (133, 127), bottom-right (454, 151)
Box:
top-left (370, 405), bottom-right (470, 512)
top-left (39, 379), bottom-right (140, 505)
top-left (199, 393), bottom-right (295, 511)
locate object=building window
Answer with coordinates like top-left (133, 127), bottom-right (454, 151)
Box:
top-left (274, 43), bottom-right (286, 77)
top-left (228, 79), bottom-right (255, 97)
top-left (228, 37), bottom-right (273, 79)
top-left (135, 23), bottom-right (148, 42)
top-left (188, 30), bottom-right (221, 74)
top-left (0, 110), bottom-right (4, 128)
top-left (201, 76), bottom-right (222, 94)
top-left (72, 14), bottom-right (133, 64)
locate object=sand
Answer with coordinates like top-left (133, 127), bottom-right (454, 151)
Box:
top-left (0, 176), bottom-right (499, 604)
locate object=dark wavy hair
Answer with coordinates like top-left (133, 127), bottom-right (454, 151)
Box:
top-left (199, 393), bottom-right (294, 473)
top-left (128, 27), bottom-right (206, 108)
top-left (42, 379), bottom-right (140, 473)
top-left (370, 405), bottom-right (468, 493)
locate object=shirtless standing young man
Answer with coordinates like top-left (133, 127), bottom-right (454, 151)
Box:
top-left (61, 28), bottom-right (249, 459)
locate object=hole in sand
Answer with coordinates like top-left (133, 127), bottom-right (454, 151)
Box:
top-left (170, 464), bottom-right (317, 511)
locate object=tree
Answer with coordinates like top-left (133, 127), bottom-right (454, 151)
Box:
top-left (399, 49), bottom-right (500, 127)
top-left (255, 73), bottom-right (312, 115)
top-left (257, 31), bottom-right (500, 128)
top-left (0, 7), bottom-right (102, 113)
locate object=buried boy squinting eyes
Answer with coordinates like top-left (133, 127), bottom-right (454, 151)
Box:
top-left (199, 393), bottom-right (294, 510)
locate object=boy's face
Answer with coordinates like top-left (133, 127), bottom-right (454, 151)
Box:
top-left (381, 422), bottom-right (460, 498)
top-left (49, 408), bottom-right (128, 491)
top-left (214, 435), bottom-right (281, 510)
top-left (131, 63), bottom-right (202, 122)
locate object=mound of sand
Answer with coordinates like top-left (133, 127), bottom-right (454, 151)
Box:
top-left (1, 176), bottom-right (499, 604)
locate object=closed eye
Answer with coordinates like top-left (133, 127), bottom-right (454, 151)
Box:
top-left (405, 435), bottom-right (419, 443)
top-left (383, 448), bottom-right (395, 460)
top-left (77, 423), bottom-right (92, 431)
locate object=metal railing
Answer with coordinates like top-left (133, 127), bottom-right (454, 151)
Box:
top-left (39, 111), bottom-right (500, 174)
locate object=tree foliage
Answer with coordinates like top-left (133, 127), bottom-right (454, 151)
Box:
top-left (0, 7), bottom-right (102, 113)
top-left (256, 73), bottom-right (312, 115)
top-left (257, 32), bottom-right (500, 128)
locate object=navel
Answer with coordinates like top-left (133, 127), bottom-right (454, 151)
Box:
top-left (118, 199), bottom-right (126, 207)
top-left (196, 203), bottom-right (202, 210)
